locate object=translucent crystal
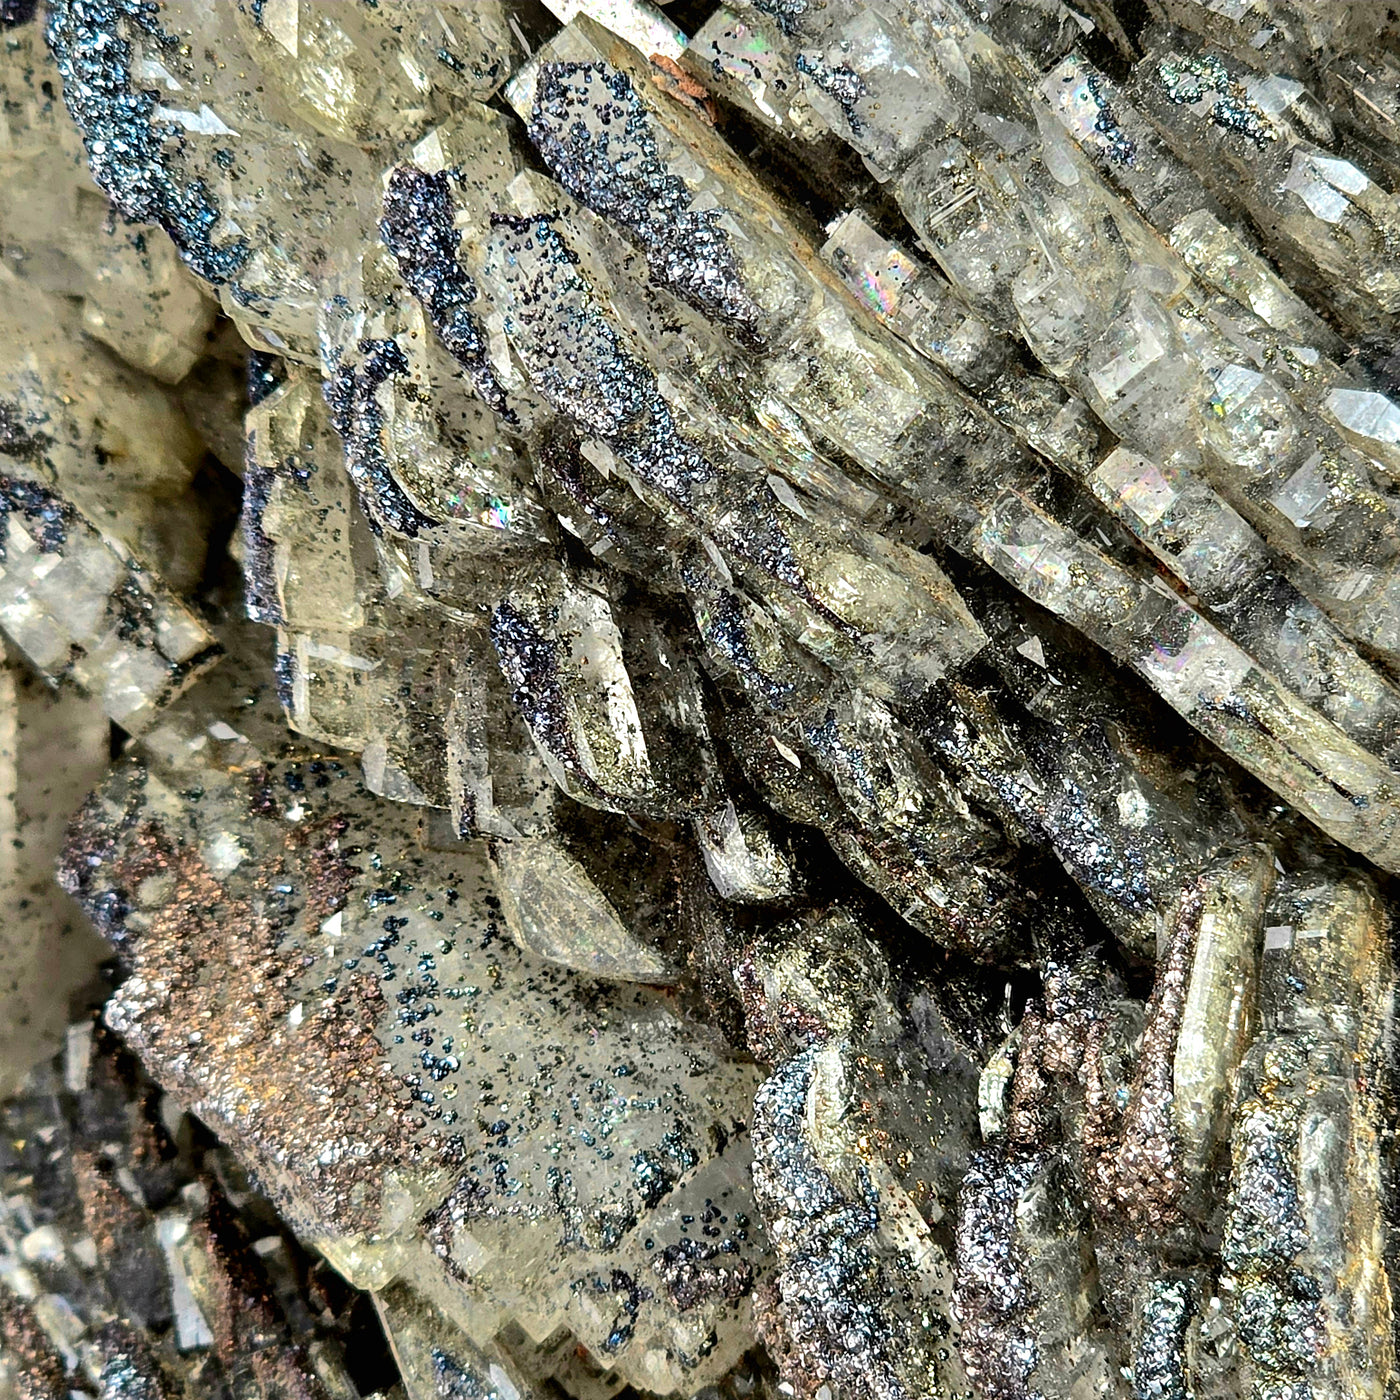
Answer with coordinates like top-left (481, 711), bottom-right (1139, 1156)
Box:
top-left (0, 460), bottom-right (217, 732)
top-left (4, 3), bottom-right (1400, 1398)
top-left (60, 730), bottom-right (769, 1394)
top-left (1169, 846), bottom-right (1274, 1187)
top-left (0, 18), bottom-right (217, 383)
top-left (1125, 42), bottom-right (1400, 334)
top-left (685, 7), bottom-right (825, 139)
top-left (978, 491), bottom-right (1400, 872)
top-left (229, 0), bottom-right (520, 146)
top-left (45, 0), bottom-right (517, 363)
top-left (488, 832), bottom-right (676, 984)
top-left (375, 1283), bottom-right (546, 1400)
top-left (1221, 869), bottom-right (1395, 1398)
top-left (0, 269), bottom-right (208, 590)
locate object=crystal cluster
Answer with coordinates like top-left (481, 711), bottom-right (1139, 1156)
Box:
top-left (1, 0), bottom-right (1399, 1397)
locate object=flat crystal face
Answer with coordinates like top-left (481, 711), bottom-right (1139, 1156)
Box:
top-left (1, 1), bottom-right (1399, 1398)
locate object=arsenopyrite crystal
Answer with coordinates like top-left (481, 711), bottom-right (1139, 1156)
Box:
top-left (1, 0), bottom-right (1399, 1397)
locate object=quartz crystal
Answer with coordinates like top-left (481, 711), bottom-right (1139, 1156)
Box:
top-left (0, 0), bottom-right (1398, 1397)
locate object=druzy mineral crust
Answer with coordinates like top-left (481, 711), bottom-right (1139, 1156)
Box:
top-left (2, 0), bottom-right (1400, 1397)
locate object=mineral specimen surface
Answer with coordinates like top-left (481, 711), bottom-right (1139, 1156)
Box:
top-left (2, 1), bottom-right (1400, 1398)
